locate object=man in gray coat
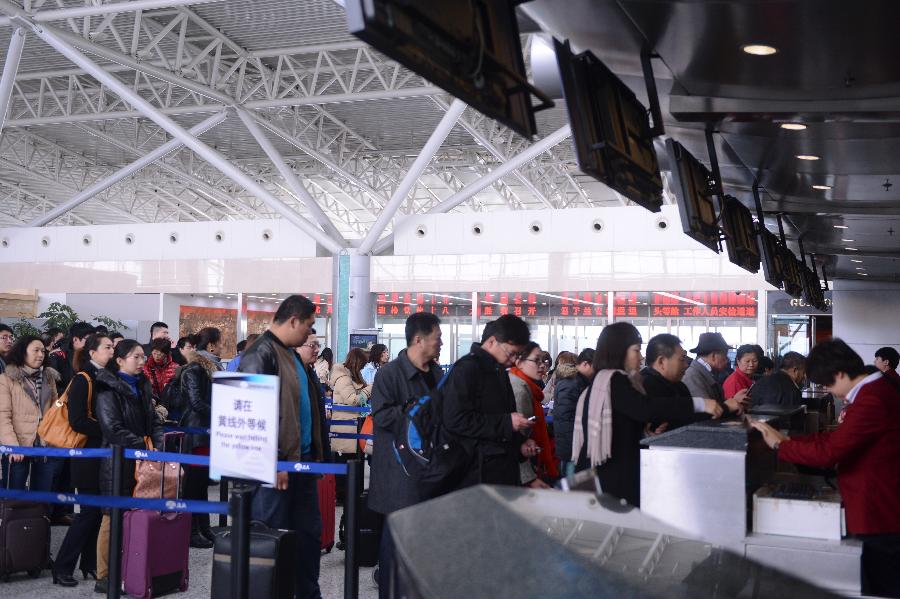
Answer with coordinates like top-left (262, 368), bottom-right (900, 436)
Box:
top-left (683, 332), bottom-right (749, 415)
top-left (368, 312), bottom-right (444, 595)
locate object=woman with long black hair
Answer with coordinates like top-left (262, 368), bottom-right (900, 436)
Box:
top-left (573, 322), bottom-right (720, 506)
top-left (51, 333), bottom-right (114, 587)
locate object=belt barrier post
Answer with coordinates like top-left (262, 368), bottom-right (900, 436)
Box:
top-left (229, 486), bottom-right (252, 599)
top-left (107, 444), bottom-right (124, 599)
top-left (218, 477), bottom-right (228, 527)
top-left (343, 459), bottom-right (362, 599)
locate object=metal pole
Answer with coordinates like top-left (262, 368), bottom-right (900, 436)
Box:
top-left (236, 108), bottom-right (347, 247)
top-left (357, 98), bottom-right (467, 255)
top-left (2, 8), bottom-right (343, 254)
top-left (229, 486), bottom-right (252, 599)
top-left (218, 477), bottom-right (229, 528)
top-left (343, 460), bottom-right (362, 599)
top-left (370, 125), bottom-right (572, 254)
top-left (0, 0), bottom-right (224, 27)
top-left (107, 445), bottom-right (124, 599)
top-left (0, 27), bottom-right (25, 134)
top-left (28, 111), bottom-right (226, 226)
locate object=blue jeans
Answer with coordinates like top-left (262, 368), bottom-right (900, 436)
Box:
top-left (1, 455), bottom-right (65, 492)
top-left (251, 469), bottom-right (322, 599)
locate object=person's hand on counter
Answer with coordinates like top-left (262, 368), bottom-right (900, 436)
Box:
top-left (749, 419), bottom-right (789, 450)
top-left (703, 399), bottom-right (724, 419)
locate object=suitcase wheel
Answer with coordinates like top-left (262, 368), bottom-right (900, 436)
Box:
top-left (28, 569), bottom-right (42, 579)
top-left (336, 540), bottom-right (345, 551)
top-left (323, 542), bottom-right (334, 553)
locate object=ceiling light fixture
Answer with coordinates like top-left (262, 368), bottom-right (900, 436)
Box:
top-left (796, 155), bottom-right (820, 161)
top-left (860, 273), bottom-right (869, 276)
top-left (780, 123), bottom-right (807, 131)
top-left (851, 259), bottom-right (863, 263)
top-left (812, 184), bottom-right (832, 190)
top-left (845, 247), bottom-right (859, 251)
top-left (833, 225), bottom-right (849, 229)
top-left (841, 239), bottom-right (855, 242)
top-left (855, 267), bottom-right (865, 270)
top-left (742, 44), bottom-right (778, 56)
top-left (654, 291), bottom-right (707, 307)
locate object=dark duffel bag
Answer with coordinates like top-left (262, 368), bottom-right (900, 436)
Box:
top-left (211, 522), bottom-right (295, 599)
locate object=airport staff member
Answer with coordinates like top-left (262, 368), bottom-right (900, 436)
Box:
top-left (751, 339), bottom-right (900, 598)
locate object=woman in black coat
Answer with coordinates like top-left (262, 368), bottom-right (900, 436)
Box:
top-left (575, 323), bottom-right (718, 507)
top-left (177, 352), bottom-right (217, 548)
top-left (92, 340), bottom-right (163, 593)
top-left (51, 334), bottom-right (115, 587)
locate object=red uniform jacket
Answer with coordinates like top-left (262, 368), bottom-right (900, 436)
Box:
top-left (778, 375), bottom-right (900, 534)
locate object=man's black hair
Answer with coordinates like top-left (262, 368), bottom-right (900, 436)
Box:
top-left (69, 321), bottom-right (96, 342)
top-left (273, 295), bottom-right (316, 324)
top-left (149, 321), bottom-right (168, 337)
top-left (594, 322), bottom-right (642, 371)
top-left (0, 323), bottom-right (12, 335)
top-left (197, 327), bottom-right (222, 351)
top-left (176, 335), bottom-right (197, 350)
top-left (576, 347), bottom-right (595, 365)
top-left (758, 356), bottom-right (775, 372)
top-left (778, 351), bottom-right (806, 372)
top-left (405, 312), bottom-right (441, 346)
top-left (236, 339), bottom-right (247, 353)
top-left (481, 315), bottom-right (530, 346)
top-left (110, 332), bottom-right (124, 341)
top-left (806, 338), bottom-right (867, 386)
top-left (646, 333), bottom-right (682, 366)
top-left (94, 325), bottom-right (109, 335)
top-left (875, 346), bottom-right (900, 370)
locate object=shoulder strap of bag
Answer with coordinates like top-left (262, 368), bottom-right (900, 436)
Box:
top-left (79, 371), bottom-right (94, 419)
top-left (435, 363), bottom-right (456, 391)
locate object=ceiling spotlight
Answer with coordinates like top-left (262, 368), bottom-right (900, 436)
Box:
top-left (742, 44), bottom-right (778, 56)
top-left (855, 267), bottom-right (865, 270)
top-left (833, 225), bottom-right (849, 229)
top-left (860, 273), bottom-right (869, 276)
top-left (780, 123), bottom-right (807, 131)
top-left (845, 247), bottom-right (859, 251)
top-left (812, 184), bottom-right (832, 190)
top-left (796, 155), bottom-right (820, 161)
top-left (841, 238), bottom-right (855, 242)
top-left (851, 259), bottom-right (863, 263)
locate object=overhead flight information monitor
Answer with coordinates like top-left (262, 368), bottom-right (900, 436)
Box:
top-left (666, 139), bottom-right (720, 252)
top-left (721, 195), bottom-right (761, 273)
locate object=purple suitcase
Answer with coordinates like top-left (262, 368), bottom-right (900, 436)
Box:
top-left (121, 432), bottom-right (190, 598)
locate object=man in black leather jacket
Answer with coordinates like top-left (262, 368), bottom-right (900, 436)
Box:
top-left (237, 295), bottom-right (324, 599)
top-left (440, 315), bottom-right (538, 491)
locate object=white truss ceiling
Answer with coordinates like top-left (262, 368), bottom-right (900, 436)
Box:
top-left (0, 0), bottom-right (624, 246)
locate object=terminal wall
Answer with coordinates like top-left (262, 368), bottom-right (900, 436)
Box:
top-left (832, 279), bottom-right (900, 361)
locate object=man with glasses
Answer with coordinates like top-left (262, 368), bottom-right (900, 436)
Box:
top-left (440, 315), bottom-right (537, 491)
top-left (752, 338), bottom-right (900, 598)
top-left (0, 324), bottom-right (13, 373)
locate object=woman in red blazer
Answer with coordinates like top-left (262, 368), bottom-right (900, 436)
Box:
top-left (752, 339), bottom-right (900, 598)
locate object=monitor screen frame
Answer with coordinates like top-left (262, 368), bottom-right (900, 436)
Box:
top-left (665, 139), bottom-right (721, 253)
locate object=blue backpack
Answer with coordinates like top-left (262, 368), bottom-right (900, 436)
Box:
top-left (393, 363), bottom-right (471, 497)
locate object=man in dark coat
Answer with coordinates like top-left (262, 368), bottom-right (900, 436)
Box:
top-left (440, 315), bottom-right (537, 491)
top-left (751, 351), bottom-right (806, 408)
top-left (682, 332), bottom-right (749, 415)
top-left (237, 295), bottom-right (324, 599)
top-left (368, 313), bottom-right (444, 597)
top-left (553, 347), bottom-right (594, 476)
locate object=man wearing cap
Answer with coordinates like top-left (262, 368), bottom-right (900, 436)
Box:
top-left (682, 332), bottom-right (750, 415)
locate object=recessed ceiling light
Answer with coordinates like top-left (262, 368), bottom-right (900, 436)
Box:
top-left (833, 225), bottom-right (849, 229)
top-left (841, 239), bottom-right (855, 242)
top-left (796, 155), bottom-right (820, 161)
top-left (845, 247), bottom-right (859, 251)
top-left (855, 267), bottom-right (865, 270)
top-left (781, 123), bottom-right (807, 131)
top-left (851, 259), bottom-right (863, 263)
top-left (208, 295), bottom-right (214, 298)
top-left (860, 273), bottom-right (869, 276)
top-left (812, 184), bottom-right (832, 190)
top-left (742, 44), bottom-right (778, 56)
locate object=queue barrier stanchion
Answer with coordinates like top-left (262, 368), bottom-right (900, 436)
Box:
top-left (108, 444), bottom-right (124, 599)
top-left (344, 459), bottom-right (362, 599)
top-left (229, 486), bottom-right (252, 599)
top-left (219, 477), bottom-right (229, 528)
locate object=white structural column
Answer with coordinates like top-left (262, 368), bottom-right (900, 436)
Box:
top-left (236, 108), bottom-right (347, 247)
top-left (0, 27), bottom-right (25, 133)
top-left (28, 112), bottom-right (227, 226)
top-left (357, 98), bottom-right (467, 255)
top-left (2, 6), bottom-right (343, 254)
top-left (0, 0), bottom-right (223, 27)
top-left (370, 124), bottom-right (573, 254)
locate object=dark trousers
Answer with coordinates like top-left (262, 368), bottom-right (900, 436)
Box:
top-left (859, 533), bottom-right (900, 598)
top-left (1, 455), bottom-right (64, 493)
top-left (251, 468), bottom-right (322, 599)
top-left (183, 464), bottom-right (211, 532)
top-left (53, 501), bottom-right (101, 575)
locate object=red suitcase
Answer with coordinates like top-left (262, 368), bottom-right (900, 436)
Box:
top-left (317, 474), bottom-right (336, 552)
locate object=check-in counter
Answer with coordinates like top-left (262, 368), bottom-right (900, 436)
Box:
top-left (640, 415), bottom-right (861, 596)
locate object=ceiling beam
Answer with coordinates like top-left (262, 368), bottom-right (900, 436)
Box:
top-left (0, 0), bottom-right (224, 27)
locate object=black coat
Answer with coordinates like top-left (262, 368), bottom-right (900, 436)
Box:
top-left (67, 362), bottom-right (104, 492)
top-left (640, 367), bottom-right (712, 431)
top-left (94, 369), bottom-right (163, 498)
top-left (441, 344), bottom-right (525, 488)
top-left (553, 367), bottom-right (589, 464)
top-left (177, 361), bottom-right (213, 452)
top-left (368, 349), bottom-right (443, 515)
top-left (49, 349), bottom-right (75, 395)
top-left (751, 370), bottom-right (802, 408)
top-left (576, 372), bottom-right (694, 507)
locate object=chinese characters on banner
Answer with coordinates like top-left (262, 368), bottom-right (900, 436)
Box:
top-left (648, 291), bottom-right (757, 318)
top-left (210, 372), bottom-right (279, 485)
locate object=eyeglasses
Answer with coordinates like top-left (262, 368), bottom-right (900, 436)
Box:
top-left (521, 357), bottom-right (546, 367)
top-left (0, 335), bottom-right (12, 342)
top-left (500, 344), bottom-right (524, 362)
top-left (302, 343), bottom-right (320, 349)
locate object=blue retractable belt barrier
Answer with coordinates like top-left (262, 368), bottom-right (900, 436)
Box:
top-left (276, 461), bottom-right (348, 475)
top-left (163, 426), bottom-right (211, 435)
top-left (0, 445), bottom-right (112, 458)
top-left (0, 488), bottom-right (229, 515)
top-left (325, 404), bottom-right (370, 413)
top-left (123, 448), bottom-right (211, 466)
top-left (329, 432), bottom-right (373, 440)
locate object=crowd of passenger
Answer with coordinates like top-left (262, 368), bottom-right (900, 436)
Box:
top-left (0, 297), bottom-right (898, 598)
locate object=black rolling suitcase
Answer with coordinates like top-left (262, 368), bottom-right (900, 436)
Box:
top-left (338, 489), bottom-right (383, 567)
top-left (211, 522), bottom-right (295, 599)
top-left (0, 496), bottom-right (51, 581)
